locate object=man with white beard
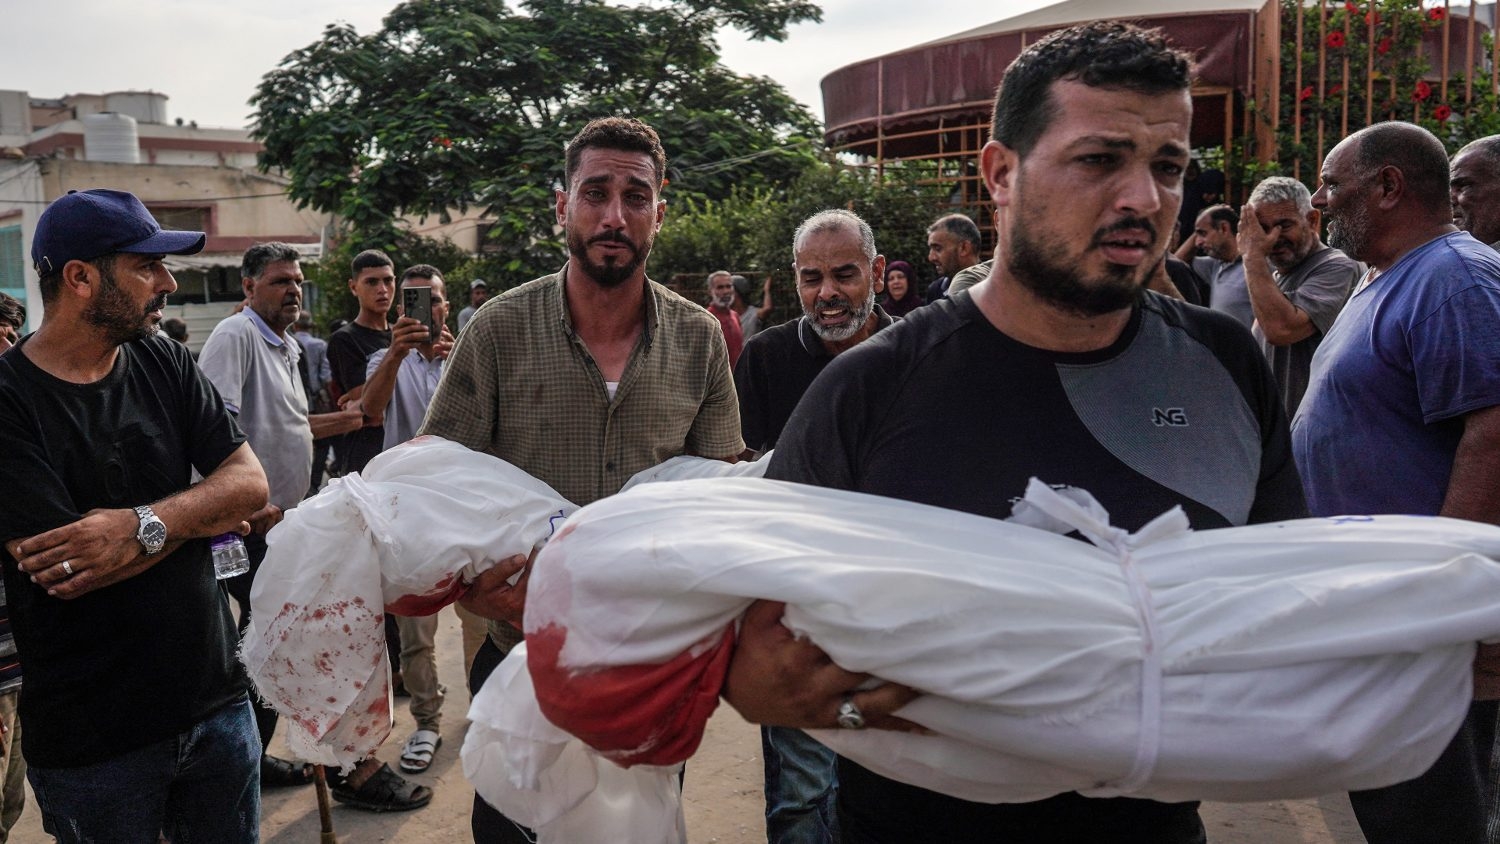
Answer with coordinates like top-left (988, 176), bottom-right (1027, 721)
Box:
top-left (734, 209), bottom-right (894, 459)
top-left (731, 208), bottom-right (895, 842)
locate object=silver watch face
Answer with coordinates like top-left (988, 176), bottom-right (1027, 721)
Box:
top-left (136, 508), bottom-right (167, 553)
top-left (141, 520), bottom-right (167, 551)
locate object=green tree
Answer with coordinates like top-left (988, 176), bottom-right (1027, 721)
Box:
top-left (252, 0), bottom-right (824, 289)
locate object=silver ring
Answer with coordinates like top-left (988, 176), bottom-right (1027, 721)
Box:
top-left (60, 560), bottom-right (73, 576)
top-left (836, 695), bottom-right (866, 730)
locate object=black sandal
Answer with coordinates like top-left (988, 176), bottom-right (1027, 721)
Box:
top-left (260, 754), bottom-right (314, 788)
top-left (330, 762), bottom-right (433, 812)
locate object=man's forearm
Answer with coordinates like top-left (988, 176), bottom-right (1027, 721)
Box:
top-left (1244, 258), bottom-right (1312, 345)
top-left (156, 442), bottom-right (269, 540)
top-left (1440, 404), bottom-right (1500, 524)
top-left (309, 409), bottom-right (363, 440)
top-left (359, 352), bottom-right (404, 425)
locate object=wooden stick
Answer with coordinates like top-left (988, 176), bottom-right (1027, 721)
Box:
top-left (315, 765), bottom-right (339, 844)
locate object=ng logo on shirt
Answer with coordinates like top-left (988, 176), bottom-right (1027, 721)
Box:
top-left (1152, 407), bottom-right (1188, 427)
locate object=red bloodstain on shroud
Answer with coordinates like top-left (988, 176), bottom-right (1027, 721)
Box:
top-left (527, 621), bottom-right (736, 767)
top-left (386, 572), bottom-right (470, 616)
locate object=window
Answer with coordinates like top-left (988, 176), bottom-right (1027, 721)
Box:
top-left (149, 206), bottom-right (210, 232)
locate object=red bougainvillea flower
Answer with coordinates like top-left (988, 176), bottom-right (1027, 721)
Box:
top-left (1434, 104), bottom-right (1454, 120)
top-left (1344, 0), bottom-right (1358, 11)
top-left (1429, 7), bottom-right (1447, 21)
top-left (1328, 31), bottom-right (1347, 48)
top-left (1330, 83), bottom-right (1344, 95)
top-left (433, 136), bottom-right (453, 149)
top-left (1300, 86), bottom-right (1315, 101)
top-left (1377, 37), bottom-right (1392, 54)
top-left (1366, 10), bottom-right (1380, 25)
top-left (1414, 80), bottom-right (1433, 101)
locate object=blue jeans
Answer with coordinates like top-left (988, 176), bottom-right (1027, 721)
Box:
top-left (28, 696), bottom-right (260, 844)
top-left (762, 726), bottom-right (839, 844)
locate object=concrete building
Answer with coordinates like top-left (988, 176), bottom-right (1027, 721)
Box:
top-left (0, 89), bottom-right (330, 350)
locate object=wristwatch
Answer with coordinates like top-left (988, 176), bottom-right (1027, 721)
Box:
top-left (133, 505), bottom-right (167, 555)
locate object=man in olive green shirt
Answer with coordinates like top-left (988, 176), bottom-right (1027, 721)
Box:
top-left (418, 116), bottom-right (742, 844)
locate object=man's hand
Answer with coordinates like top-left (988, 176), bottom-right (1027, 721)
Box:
top-left (6, 508), bottom-right (145, 598)
top-left (1237, 201), bottom-right (1274, 260)
top-left (1476, 643), bottom-right (1500, 700)
top-left (721, 600), bottom-right (920, 731)
top-left (432, 326), bottom-right (455, 360)
top-left (389, 316), bottom-right (429, 359)
top-left (246, 503), bottom-right (284, 536)
top-left (457, 551), bottom-right (534, 628)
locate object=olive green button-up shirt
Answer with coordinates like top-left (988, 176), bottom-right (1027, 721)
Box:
top-left (419, 265), bottom-right (744, 648)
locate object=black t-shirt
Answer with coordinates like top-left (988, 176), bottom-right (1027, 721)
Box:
top-left (1165, 256), bottom-right (1210, 308)
top-left (327, 322), bottom-right (390, 473)
top-left (766, 291), bottom-right (1306, 842)
top-left (0, 335), bottom-right (248, 767)
top-left (733, 309), bottom-right (894, 453)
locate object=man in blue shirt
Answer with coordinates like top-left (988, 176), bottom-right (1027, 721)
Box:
top-left (1295, 120), bottom-right (1500, 844)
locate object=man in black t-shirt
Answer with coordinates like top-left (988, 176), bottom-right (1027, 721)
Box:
top-left (736, 209), bottom-right (895, 457)
top-left (0, 189), bottom-right (269, 841)
top-left (734, 209), bottom-right (895, 844)
top-left (327, 248), bottom-right (396, 475)
top-left (720, 23), bottom-right (1307, 844)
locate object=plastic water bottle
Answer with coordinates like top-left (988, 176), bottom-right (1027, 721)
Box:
top-left (212, 534), bottom-right (250, 580)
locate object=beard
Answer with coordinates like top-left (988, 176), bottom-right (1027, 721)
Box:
top-left (712, 293), bottom-right (734, 309)
top-left (85, 263), bottom-right (165, 345)
top-left (1326, 204), bottom-right (1370, 259)
top-left (1009, 219), bottom-right (1150, 317)
top-left (805, 285), bottom-right (876, 343)
top-left (567, 227), bottom-right (649, 289)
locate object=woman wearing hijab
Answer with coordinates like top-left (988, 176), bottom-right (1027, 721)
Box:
top-left (881, 260), bottom-right (924, 317)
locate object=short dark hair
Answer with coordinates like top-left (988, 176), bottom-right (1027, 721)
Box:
top-left (160, 316), bottom-right (189, 343)
top-left (1201, 204), bottom-right (1239, 234)
top-left (927, 213), bottom-right (982, 251)
top-left (991, 21), bottom-right (1194, 159)
top-left (1454, 134), bottom-right (1500, 170)
top-left (0, 291), bottom-right (24, 330)
top-left (1356, 121), bottom-right (1451, 213)
top-left (39, 253), bottom-right (116, 304)
top-left (241, 242), bottom-right (301, 281)
top-left (401, 263), bottom-right (442, 284)
top-left (564, 117), bottom-right (667, 191)
top-left (351, 248), bottom-right (394, 277)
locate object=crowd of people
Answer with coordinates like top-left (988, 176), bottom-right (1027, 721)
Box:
top-left (0, 18), bottom-right (1496, 844)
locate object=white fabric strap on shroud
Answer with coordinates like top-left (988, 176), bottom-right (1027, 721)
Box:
top-left (1018, 478), bottom-right (1190, 796)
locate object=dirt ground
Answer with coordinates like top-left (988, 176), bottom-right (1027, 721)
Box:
top-left (8, 607), bottom-right (1368, 842)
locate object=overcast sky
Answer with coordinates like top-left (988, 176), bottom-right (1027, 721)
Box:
top-left (5, 0), bottom-right (1055, 130)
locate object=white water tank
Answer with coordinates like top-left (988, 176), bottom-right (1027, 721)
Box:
top-left (103, 91), bottom-right (169, 125)
top-left (82, 112), bottom-right (140, 163)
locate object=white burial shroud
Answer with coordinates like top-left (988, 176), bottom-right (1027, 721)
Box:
top-left (464, 473), bottom-right (1500, 842)
top-left (241, 436), bottom-right (577, 769)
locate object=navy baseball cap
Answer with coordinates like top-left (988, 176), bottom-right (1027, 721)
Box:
top-left (31, 189), bottom-right (206, 274)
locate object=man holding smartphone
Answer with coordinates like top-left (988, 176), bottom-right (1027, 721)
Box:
top-left (361, 265), bottom-right (487, 780)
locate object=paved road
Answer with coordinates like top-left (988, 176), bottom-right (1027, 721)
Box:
top-left (9, 608), bottom-right (1368, 842)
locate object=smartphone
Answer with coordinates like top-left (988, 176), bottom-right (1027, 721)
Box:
top-left (402, 286), bottom-right (436, 342)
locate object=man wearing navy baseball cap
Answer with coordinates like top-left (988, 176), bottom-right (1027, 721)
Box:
top-left (0, 188), bottom-right (271, 841)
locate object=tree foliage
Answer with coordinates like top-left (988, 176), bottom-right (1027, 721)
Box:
top-left (252, 0), bottom-right (825, 289)
top-left (648, 158), bottom-right (952, 325)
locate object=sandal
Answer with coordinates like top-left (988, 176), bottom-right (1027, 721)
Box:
top-left (330, 762), bottom-right (433, 812)
top-left (260, 754), bottom-right (314, 788)
top-left (399, 729), bottom-right (442, 773)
